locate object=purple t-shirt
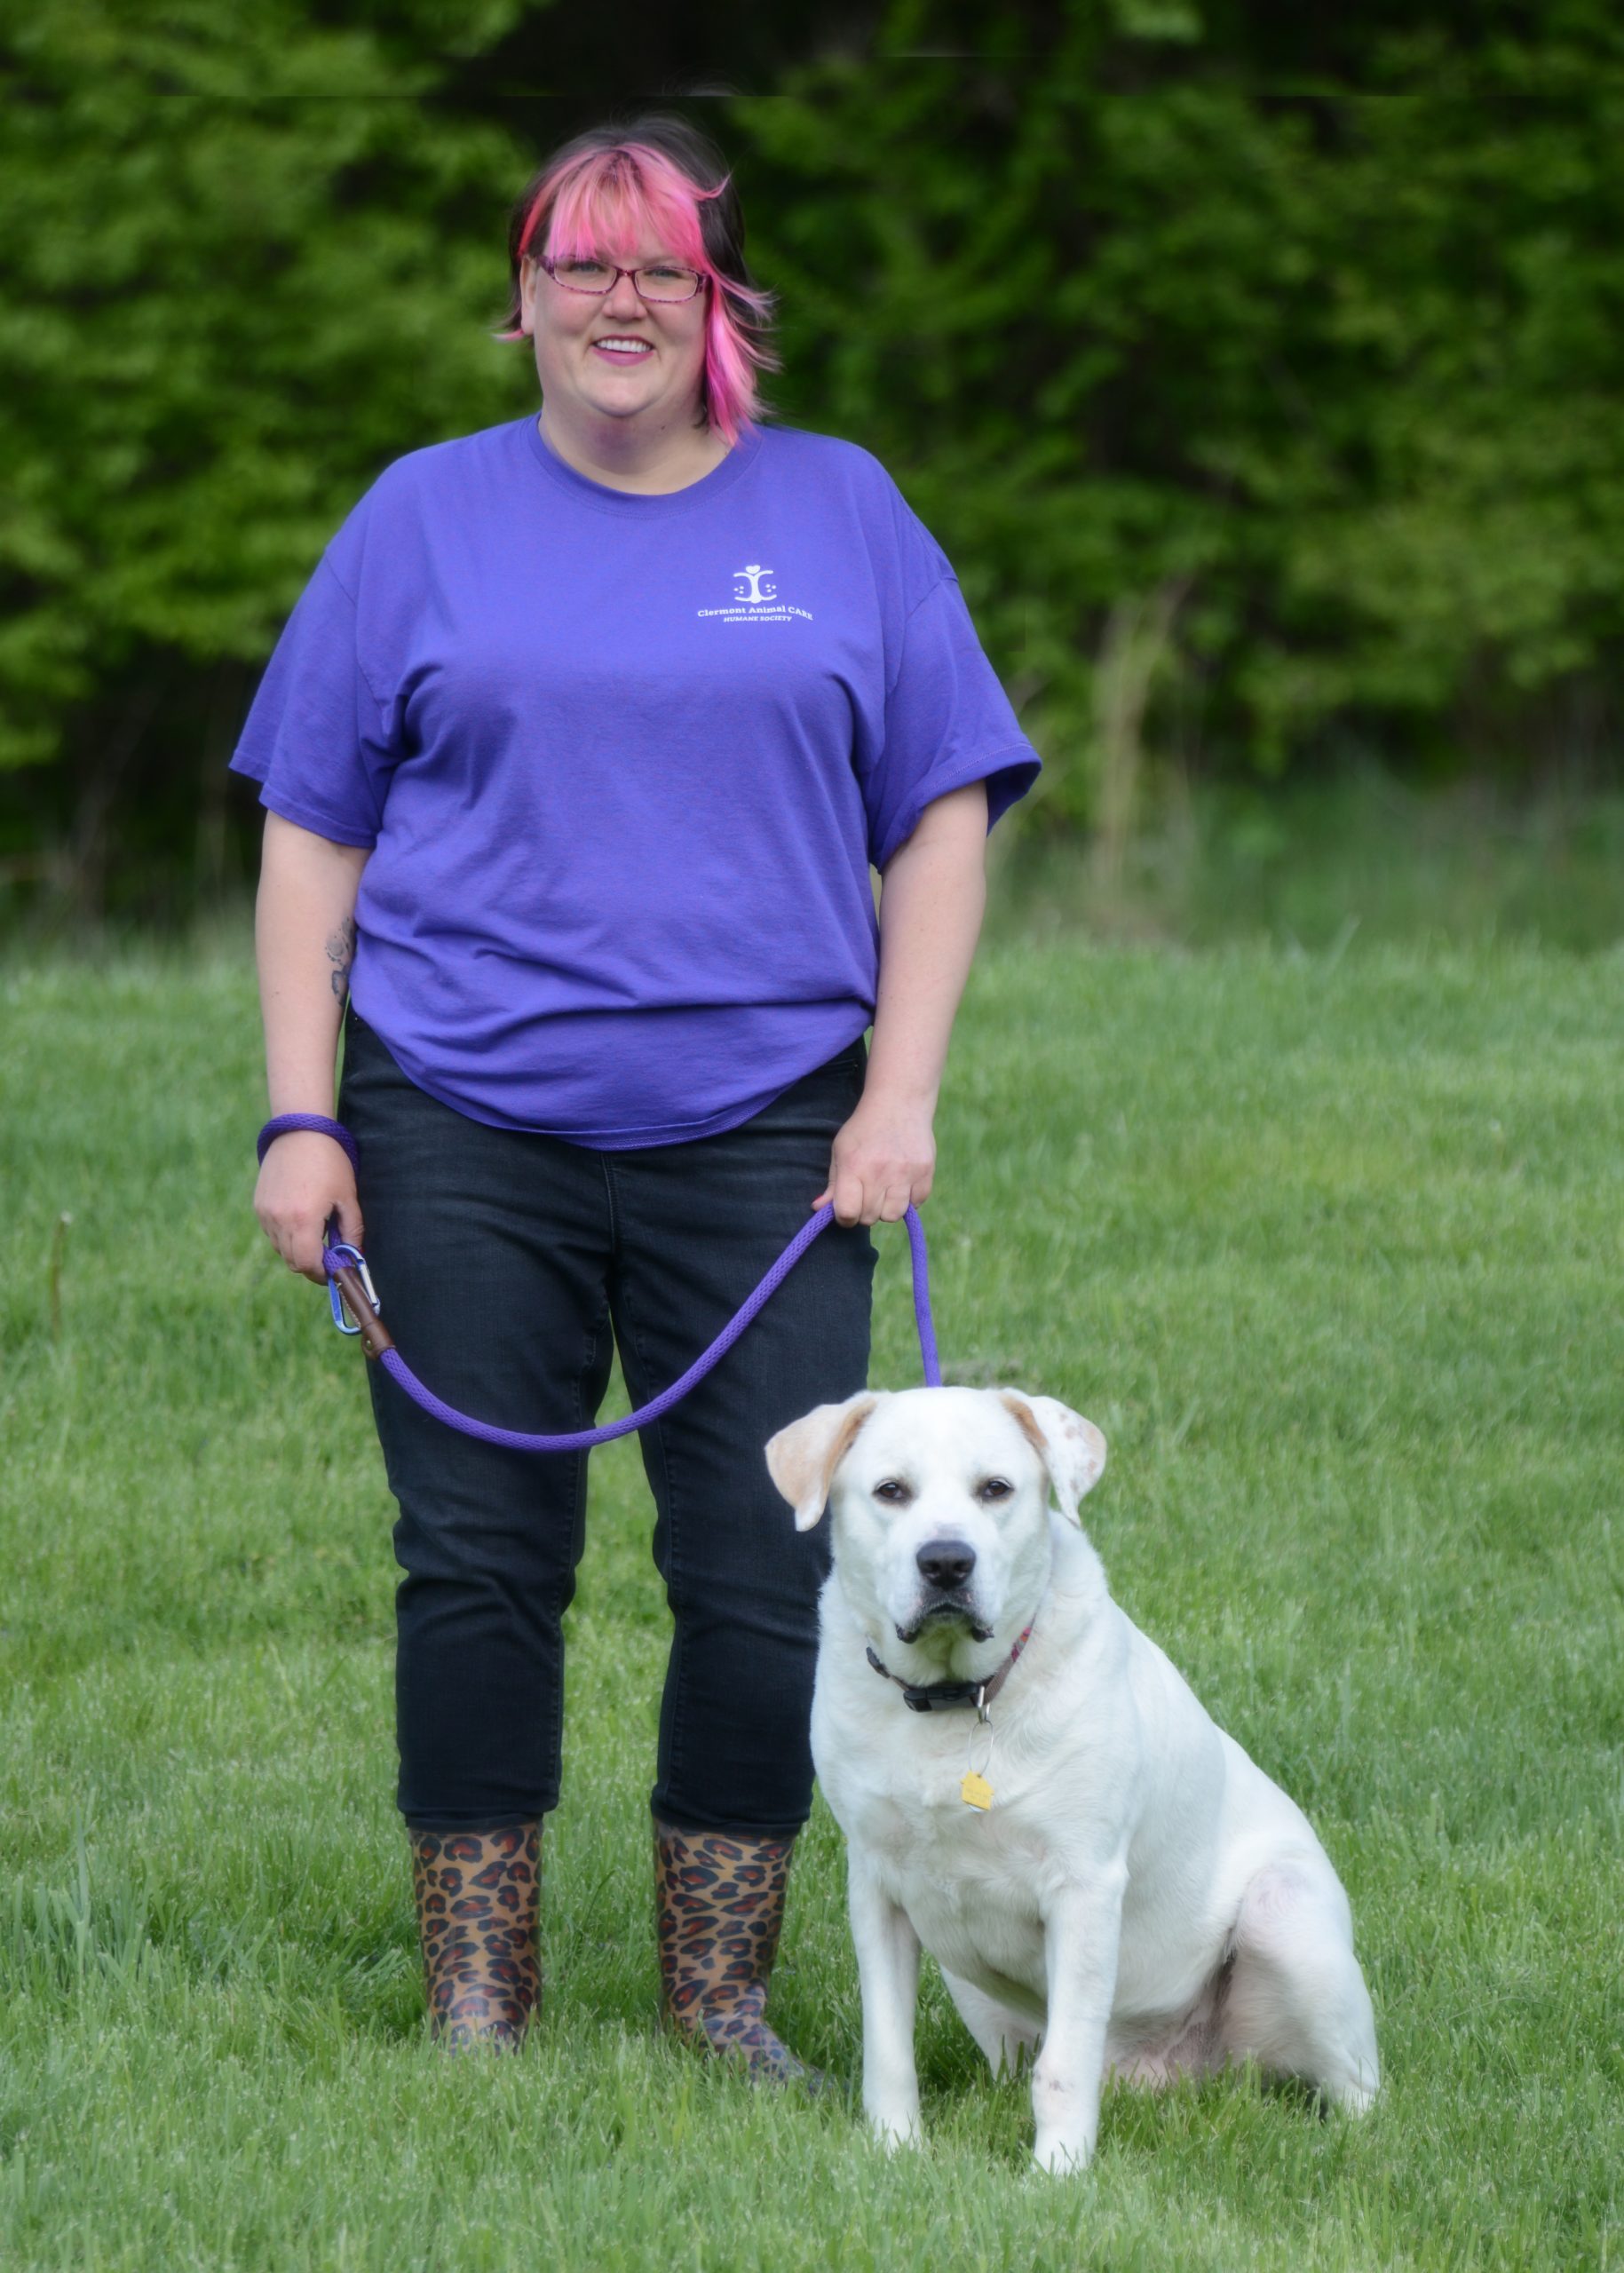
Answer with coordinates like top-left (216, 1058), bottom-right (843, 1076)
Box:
top-left (229, 411), bottom-right (1041, 1146)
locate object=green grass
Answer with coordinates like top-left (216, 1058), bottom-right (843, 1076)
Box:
top-left (2, 934), bottom-right (1621, 2269)
top-left (988, 772), bottom-right (1624, 954)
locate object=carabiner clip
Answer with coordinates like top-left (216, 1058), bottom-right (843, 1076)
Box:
top-left (326, 1241), bottom-right (380, 1335)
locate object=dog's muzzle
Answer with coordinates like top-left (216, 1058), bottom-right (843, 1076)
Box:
top-left (915, 1537), bottom-right (976, 1591)
top-left (895, 1539), bottom-right (992, 1643)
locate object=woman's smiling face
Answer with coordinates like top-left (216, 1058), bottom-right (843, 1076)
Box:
top-left (519, 241), bottom-right (711, 431)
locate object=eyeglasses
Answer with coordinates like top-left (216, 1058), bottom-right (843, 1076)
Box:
top-left (539, 255), bottom-right (709, 305)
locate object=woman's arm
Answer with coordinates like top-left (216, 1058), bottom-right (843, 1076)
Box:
top-left (251, 810), bottom-right (371, 1281)
top-left (814, 779), bottom-right (988, 1228)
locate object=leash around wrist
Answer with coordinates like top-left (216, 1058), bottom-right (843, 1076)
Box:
top-left (257, 1114), bottom-right (372, 1340)
top-left (257, 1113), bottom-right (360, 1176)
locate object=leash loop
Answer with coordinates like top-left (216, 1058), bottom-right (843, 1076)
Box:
top-left (320, 1199), bottom-right (941, 1452)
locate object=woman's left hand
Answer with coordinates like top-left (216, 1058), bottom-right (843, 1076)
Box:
top-left (814, 1094), bottom-right (936, 1226)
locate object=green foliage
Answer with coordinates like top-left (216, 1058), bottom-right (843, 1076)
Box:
top-left (6, 0), bottom-right (1624, 908)
top-left (727, 0), bottom-right (1624, 812)
top-left (0, 0), bottom-right (535, 771)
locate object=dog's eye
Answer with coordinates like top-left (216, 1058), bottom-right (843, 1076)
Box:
top-left (873, 1478), bottom-right (911, 1504)
top-left (976, 1477), bottom-right (1014, 1503)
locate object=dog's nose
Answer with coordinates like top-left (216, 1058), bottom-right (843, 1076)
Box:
top-left (916, 1539), bottom-right (977, 1591)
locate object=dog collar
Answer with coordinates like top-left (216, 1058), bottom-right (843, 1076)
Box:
top-left (865, 1619), bottom-right (1034, 1716)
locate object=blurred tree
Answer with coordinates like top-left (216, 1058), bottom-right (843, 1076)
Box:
top-left (4, 0), bottom-right (1624, 915)
top-left (726, 0), bottom-right (1624, 818)
top-left (0, 0), bottom-right (536, 908)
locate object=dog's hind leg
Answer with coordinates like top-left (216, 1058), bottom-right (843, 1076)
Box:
top-left (941, 1969), bottom-right (1042, 2079)
top-left (1219, 1857), bottom-right (1379, 2112)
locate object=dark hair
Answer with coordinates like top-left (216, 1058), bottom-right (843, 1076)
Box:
top-left (497, 112), bottom-right (782, 440)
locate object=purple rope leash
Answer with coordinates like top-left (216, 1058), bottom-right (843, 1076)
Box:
top-left (257, 1112), bottom-right (360, 1176)
top-left (318, 1200), bottom-right (942, 1453)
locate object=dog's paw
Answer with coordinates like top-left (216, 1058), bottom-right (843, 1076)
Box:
top-left (1032, 2131), bottom-right (1094, 2176)
top-left (868, 2109), bottom-right (923, 2154)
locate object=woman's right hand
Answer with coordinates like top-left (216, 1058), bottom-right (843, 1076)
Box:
top-left (254, 1131), bottom-right (363, 1284)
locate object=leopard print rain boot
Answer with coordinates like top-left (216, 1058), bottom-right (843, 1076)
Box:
top-left (409, 1821), bottom-right (542, 2047)
top-left (653, 1818), bottom-right (826, 2087)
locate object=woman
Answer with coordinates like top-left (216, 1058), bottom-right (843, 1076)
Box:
top-left (234, 115), bottom-right (1041, 2071)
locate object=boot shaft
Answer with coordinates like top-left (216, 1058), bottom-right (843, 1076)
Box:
top-left (653, 1819), bottom-right (794, 2016)
top-left (410, 1821), bottom-right (542, 2047)
top-left (653, 1818), bottom-right (820, 2085)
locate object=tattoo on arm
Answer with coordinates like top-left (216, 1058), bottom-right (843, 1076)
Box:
top-left (325, 917), bottom-right (356, 1002)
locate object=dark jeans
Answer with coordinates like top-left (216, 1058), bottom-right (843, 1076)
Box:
top-left (336, 1004), bottom-right (875, 1837)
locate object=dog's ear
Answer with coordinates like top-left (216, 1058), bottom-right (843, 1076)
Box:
top-left (764, 1393), bottom-right (880, 1532)
top-left (997, 1391), bottom-right (1106, 1524)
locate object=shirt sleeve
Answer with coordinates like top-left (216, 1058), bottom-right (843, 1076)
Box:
top-left (226, 552), bottom-right (400, 849)
top-left (860, 571), bottom-right (1042, 871)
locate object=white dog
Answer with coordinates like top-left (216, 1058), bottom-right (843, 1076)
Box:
top-left (765, 1387), bottom-right (1379, 2174)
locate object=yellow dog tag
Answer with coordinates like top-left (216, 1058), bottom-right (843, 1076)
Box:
top-left (960, 1770), bottom-right (994, 1810)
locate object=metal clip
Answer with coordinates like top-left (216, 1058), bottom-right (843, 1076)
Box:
top-left (326, 1241), bottom-right (380, 1335)
top-left (963, 1713), bottom-right (996, 1783)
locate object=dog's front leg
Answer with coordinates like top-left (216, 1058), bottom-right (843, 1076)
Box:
top-left (1031, 1862), bottom-right (1127, 2175)
top-left (848, 1855), bottom-right (923, 2149)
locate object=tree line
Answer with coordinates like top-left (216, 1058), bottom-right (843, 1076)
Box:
top-left (4, 0), bottom-right (1621, 920)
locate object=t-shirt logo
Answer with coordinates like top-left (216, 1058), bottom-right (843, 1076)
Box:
top-left (696, 563), bottom-right (814, 626)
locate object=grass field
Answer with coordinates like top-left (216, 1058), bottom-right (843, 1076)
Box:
top-left (986, 774), bottom-right (1624, 958)
top-left (2, 933), bottom-right (1621, 2269)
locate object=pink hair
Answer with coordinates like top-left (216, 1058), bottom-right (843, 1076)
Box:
top-left (495, 139), bottom-right (778, 448)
